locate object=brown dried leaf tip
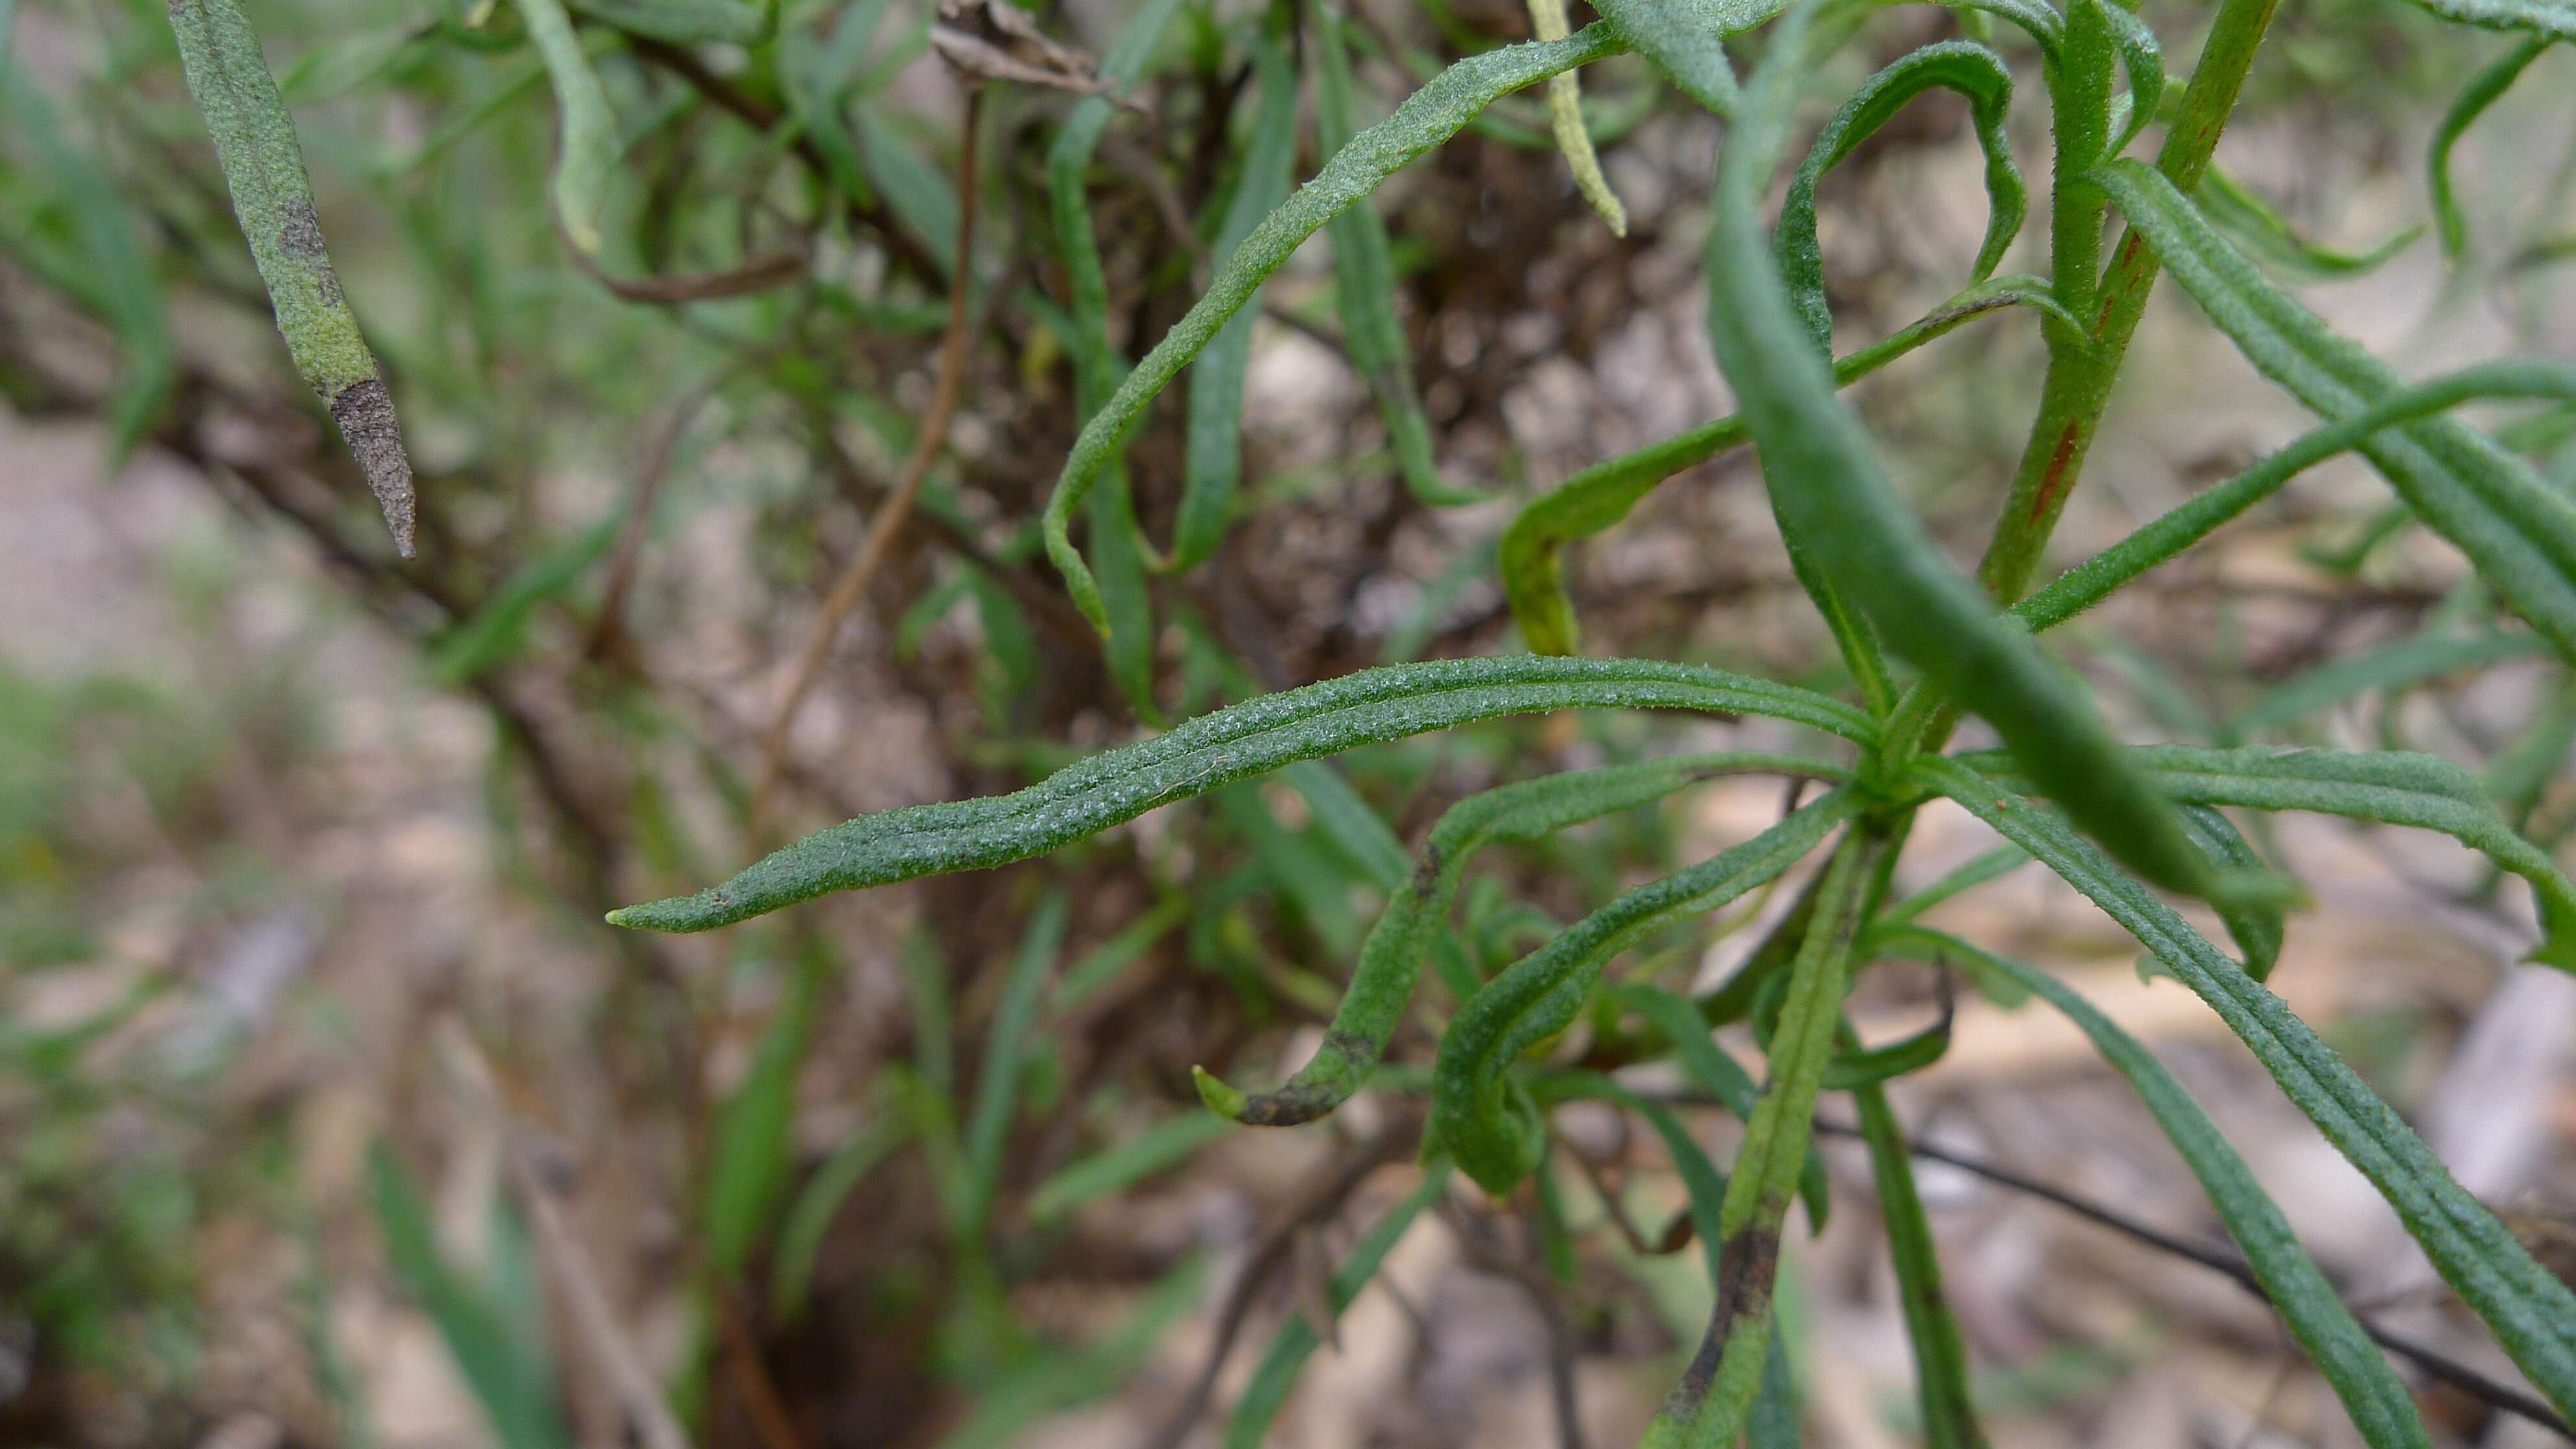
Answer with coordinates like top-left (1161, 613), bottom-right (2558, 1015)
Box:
top-left (931, 0), bottom-right (1141, 108)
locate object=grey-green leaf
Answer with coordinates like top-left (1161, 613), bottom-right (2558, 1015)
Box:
top-left (610, 656), bottom-right (1873, 932)
top-left (1198, 752), bottom-right (1848, 1127)
top-left (1041, 23), bottom-right (1628, 635)
top-left (167, 0), bottom-right (415, 554)
top-left (1774, 42), bottom-right (2024, 354)
top-left (2094, 160), bottom-right (2576, 655)
top-left (1962, 943), bottom-right (2431, 1448)
top-left (1172, 33), bottom-right (1298, 570)
top-left (514, 0), bottom-right (622, 256)
top-left (1918, 756), bottom-right (2576, 1424)
top-left (1703, 55), bottom-right (2225, 904)
top-left (2430, 36), bottom-right (2555, 260)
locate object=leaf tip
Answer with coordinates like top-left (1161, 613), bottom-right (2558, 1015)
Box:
top-left (1191, 1065), bottom-right (1248, 1122)
top-left (2207, 867), bottom-right (2305, 915)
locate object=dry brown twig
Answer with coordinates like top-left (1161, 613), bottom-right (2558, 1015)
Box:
top-left (434, 1021), bottom-right (692, 1449)
top-left (744, 86), bottom-right (985, 847)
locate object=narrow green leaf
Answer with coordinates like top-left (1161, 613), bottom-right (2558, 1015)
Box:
top-left (858, 108), bottom-right (960, 277)
top-left (1918, 755), bottom-right (2576, 1422)
top-left (2432, 37), bottom-right (2555, 260)
top-left (1851, 1077), bottom-right (1985, 1449)
top-left (1704, 48), bottom-right (2223, 904)
top-left (1985, 743), bottom-right (2576, 968)
top-left (1172, 33), bottom-right (1299, 570)
top-left (1534, 1069), bottom-right (1733, 1278)
top-left (167, 0), bottom-right (414, 553)
top-left (1311, 0), bottom-right (1481, 508)
top-left (427, 517), bottom-right (619, 686)
top-left (768, 1115), bottom-right (906, 1320)
top-left (1051, 897), bottom-right (1188, 1016)
top-left (367, 1143), bottom-right (571, 1449)
top-left (2176, 804), bottom-right (2285, 982)
top-left (1618, 983), bottom-right (1832, 1228)
top-left (1876, 845), bottom-right (2028, 928)
top-left (2232, 630), bottom-right (2553, 738)
top-left (1818, 1013), bottom-right (1949, 1087)
top-left (512, 0), bottom-right (621, 256)
top-left (1028, 1113), bottom-right (1232, 1222)
top-left (2015, 360), bottom-right (2576, 635)
top-left (1957, 942), bottom-right (2433, 1448)
top-left (2096, 159), bottom-right (2576, 653)
top-left (701, 973), bottom-right (826, 1278)
top-left (612, 656), bottom-right (1874, 932)
top-left (575, 0), bottom-right (774, 45)
top-left (1042, 23), bottom-right (1629, 634)
top-left (2198, 167), bottom-right (2419, 281)
top-left (706, 948), bottom-right (824, 1277)
top-left (1043, 0), bottom-right (1189, 702)
top-left (1503, 276), bottom-right (2074, 656)
top-left (1550, 1065), bottom-right (1820, 1441)
top-left (1200, 752), bottom-right (1848, 1126)
top-left (1283, 760), bottom-right (1411, 891)
top-left (1223, 1168), bottom-right (1449, 1449)
top-left (1527, 0), bottom-right (1628, 232)
top-left (1774, 42), bottom-right (2023, 354)
top-left (959, 890), bottom-right (1069, 1235)
top-left (1432, 788), bottom-right (1858, 1196)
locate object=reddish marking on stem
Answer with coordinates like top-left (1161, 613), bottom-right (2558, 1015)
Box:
top-left (2100, 234), bottom-right (2147, 328)
top-left (2028, 421), bottom-right (2084, 525)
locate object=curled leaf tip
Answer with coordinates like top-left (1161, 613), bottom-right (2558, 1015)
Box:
top-left (1191, 1066), bottom-right (1248, 1121)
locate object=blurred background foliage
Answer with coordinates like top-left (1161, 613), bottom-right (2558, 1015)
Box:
top-left (1, 0), bottom-right (2573, 1444)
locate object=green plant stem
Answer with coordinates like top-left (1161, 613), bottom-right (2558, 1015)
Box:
top-left (1646, 830), bottom-right (1886, 1449)
top-left (1879, 0), bottom-right (2281, 767)
top-left (1970, 0), bottom-right (2282, 612)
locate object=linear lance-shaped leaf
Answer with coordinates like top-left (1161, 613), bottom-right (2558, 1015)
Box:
top-left (1502, 275), bottom-right (2075, 656)
top-left (1917, 756), bottom-right (2576, 1422)
top-left (514, 0), bottom-right (621, 256)
top-left (2094, 160), bottom-right (2576, 654)
top-left (1702, 43), bottom-right (2228, 905)
top-left (2014, 360), bottom-right (2576, 635)
top-left (1775, 42), bottom-right (2024, 354)
top-left (611, 656), bottom-right (1872, 932)
top-left (2431, 36), bottom-right (2556, 261)
top-left (1964, 743), bottom-right (2576, 969)
top-left (1966, 945), bottom-right (2432, 1448)
top-left (1431, 789), bottom-right (1859, 1194)
top-left (1310, 0), bottom-right (1483, 508)
top-left (168, 0), bottom-right (415, 554)
top-left (1041, 23), bottom-right (1628, 636)
top-left (1171, 32), bottom-right (1299, 570)
top-left (1195, 752), bottom-right (1850, 1126)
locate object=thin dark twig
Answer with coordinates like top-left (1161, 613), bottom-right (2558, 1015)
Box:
top-left (745, 86), bottom-right (985, 846)
top-left (1436, 1198), bottom-right (1587, 1449)
top-left (1552, 1129), bottom-right (1672, 1259)
top-left (587, 369), bottom-right (739, 662)
top-left (1793, 1116), bottom-right (2576, 1443)
top-left (568, 245), bottom-right (810, 304)
top-left (1137, 1124), bottom-right (1416, 1449)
